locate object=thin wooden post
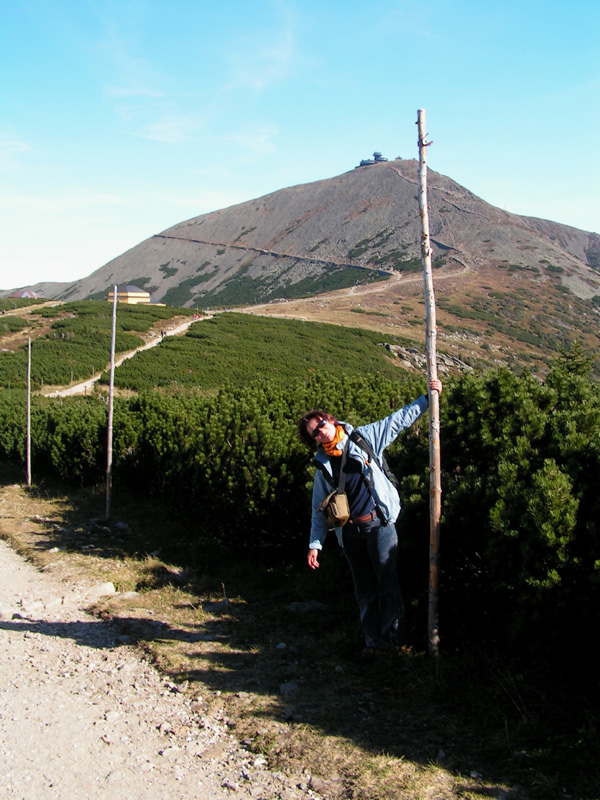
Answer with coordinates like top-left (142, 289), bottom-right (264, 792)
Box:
top-left (105, 285), bottom-right (117, 519)
top-left (417, 109), bottom-right (442, 656)
top-left (26, 337), bottom-right (32, 487)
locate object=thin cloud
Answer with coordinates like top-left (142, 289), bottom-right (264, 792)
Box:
top-left (231, 29), bottom-right (297, 92)
top-left (94, 7), bottom-right (164, 97)
top-left (0, 192), bottom-right (129, 211)
top-left (104, 85), bottom-right (165, 98)
top-left (129, 113), bottom-right (205, 144)
top-left (226, 125), bottom-right (279, 157)
top-left (0, 136), bottom-right (32, 171)
top-left (91, 6), bottom-right (176, 137)
top-left (225, 1), bottom-right (300, 93)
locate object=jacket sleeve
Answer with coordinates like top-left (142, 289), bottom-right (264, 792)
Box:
top-left (308, 468), bottom-right (334, 550)
top-left (358, 395), bottom-right (428, 457)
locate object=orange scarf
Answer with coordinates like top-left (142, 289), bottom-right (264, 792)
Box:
top-left (321, 425), bottom-right (346, 457)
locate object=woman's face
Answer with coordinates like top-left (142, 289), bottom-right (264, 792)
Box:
top-left (305, 417), bottom-right (336, 444)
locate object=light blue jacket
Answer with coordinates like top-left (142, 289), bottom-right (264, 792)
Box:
top-left (308, 395), bottom-right (429, 551)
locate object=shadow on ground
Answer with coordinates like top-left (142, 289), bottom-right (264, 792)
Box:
top-left (1, 464), bottom-right (597, 800)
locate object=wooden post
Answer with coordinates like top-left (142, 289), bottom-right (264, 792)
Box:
top-left (105, 285), bottom-right (117, 519)
top-left (26, 337), bottom-right (32, 487)
top-left (417, 109), bottom-right (442, 656)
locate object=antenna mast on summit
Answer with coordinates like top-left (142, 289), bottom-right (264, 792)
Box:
top-left (417, 108), bottom-right (442, 657)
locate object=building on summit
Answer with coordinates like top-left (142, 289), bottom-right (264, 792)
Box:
top-left (357, 151), bottom-right (389, 167)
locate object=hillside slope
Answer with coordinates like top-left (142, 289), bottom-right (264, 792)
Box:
top-left (13, 159), bottom-right (599, 308)
top-left (5, 160), bottom-right (600, 377)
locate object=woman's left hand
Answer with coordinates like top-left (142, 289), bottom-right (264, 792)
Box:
top-left (430, 378), bottom-right (443, 394)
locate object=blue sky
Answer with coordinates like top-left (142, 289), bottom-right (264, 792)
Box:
top-left (1, 0), bottom-right (599, 288)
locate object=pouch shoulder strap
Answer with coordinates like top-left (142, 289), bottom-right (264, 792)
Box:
top-left (313, 440), bottom-right (350, 493)
top-left (338, 439), bottom-right (349, 493)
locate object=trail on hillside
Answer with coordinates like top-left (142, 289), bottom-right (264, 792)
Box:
top-left (50, 316), bottom-right (207, 398)
top-left (238, 261), bottom-right (469, 317)
top-left (154, 233), bottom-right (396, 275)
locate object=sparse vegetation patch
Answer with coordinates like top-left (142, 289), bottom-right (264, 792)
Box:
top-left (159, 262), bottom-right (178, 278)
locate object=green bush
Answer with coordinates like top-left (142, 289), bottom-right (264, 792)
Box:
top-left (98, 313), bottom-right (414, 392)
top-left (0, 316), bottom-right (29, 335)
top-left (0, 394), bottom-right (108, 483)
top-left (438, 361), bottom-right (600, 671)
top-left (1, 353), bottom-right (599, 681)
top-left (0, 298), bottom-right (44, 312)
top-left (0, 301), bottom-right (191, 389)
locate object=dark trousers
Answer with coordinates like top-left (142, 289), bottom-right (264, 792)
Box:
top-left (342, 518), bottom-right (404, 649)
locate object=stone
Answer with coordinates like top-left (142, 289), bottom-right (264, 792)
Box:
top-left (202, 599), bottom-right (230, 613)
top-left (85, 582), bottom-right (116, 601)
top-left (285, 600), bottom-right (330, 613)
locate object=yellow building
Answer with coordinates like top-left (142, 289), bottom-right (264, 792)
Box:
top-left (108, 285), bottom-right (156, 305)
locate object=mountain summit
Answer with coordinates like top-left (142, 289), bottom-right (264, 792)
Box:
top-left (17, 159), bottom-right (599, 309)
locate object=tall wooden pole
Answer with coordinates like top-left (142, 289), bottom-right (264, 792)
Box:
top-left (26, 337), bottom-right (32, 487)
top-left (105, 286), bottom-right (117, 519)
top-left (417, 109), bottom-right (442, 656)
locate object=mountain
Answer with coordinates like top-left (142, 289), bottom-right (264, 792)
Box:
top-left (4, 159), bottom-right (600, 375)
top-left (10, 158), bottom-right (599, 305)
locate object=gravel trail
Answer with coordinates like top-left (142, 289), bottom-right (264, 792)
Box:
top-left (0, 539), bottom-right (311, 800)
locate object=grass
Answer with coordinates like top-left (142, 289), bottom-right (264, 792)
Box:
top-left (1, 463), bottom-right (597, 800)
top-left (438, 284), bottom-right (600, 364)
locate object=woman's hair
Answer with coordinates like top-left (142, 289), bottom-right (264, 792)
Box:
top-left (297, 409), bottom-right (338, 447)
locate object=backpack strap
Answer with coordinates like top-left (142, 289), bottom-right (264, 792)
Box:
top-left (349, 430), bottom-right (400, 489)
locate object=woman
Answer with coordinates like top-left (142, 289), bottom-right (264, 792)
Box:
top-left (298, 379), bottom-right (442, 656)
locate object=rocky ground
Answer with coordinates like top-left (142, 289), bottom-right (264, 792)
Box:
top-left (0, 536), bottom-right (318, 800)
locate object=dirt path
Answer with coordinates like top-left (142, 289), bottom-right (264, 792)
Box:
top-left (236, 262), bottom-right (469, 320)
top-left (50, 316), bottom-right (208, 398)
top-left (0, 536), bottom-right (315, 799)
